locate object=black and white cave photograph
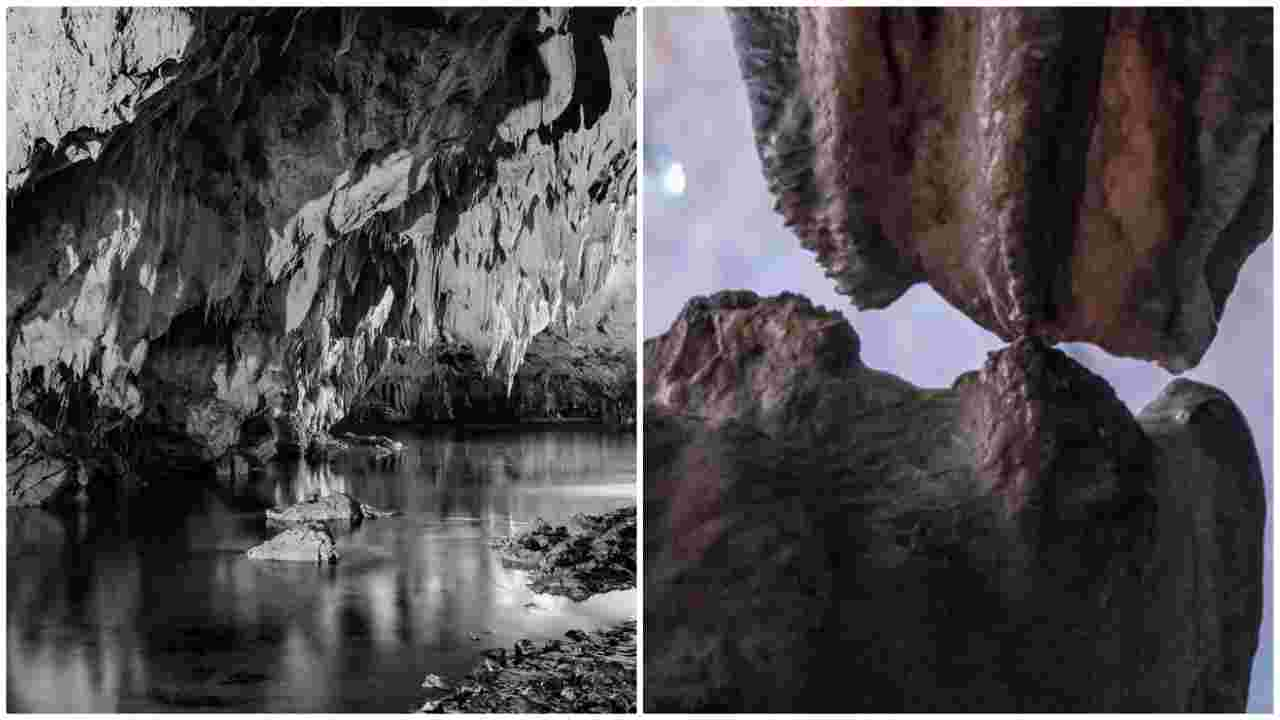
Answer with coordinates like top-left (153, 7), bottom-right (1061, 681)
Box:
top-left (7, 6), bottom-right (637, 713)
top-left (643, 6), bottom-right (1273, 713)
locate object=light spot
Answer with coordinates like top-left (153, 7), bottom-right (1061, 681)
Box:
top-left (663, 162), bottom-right (687, 196)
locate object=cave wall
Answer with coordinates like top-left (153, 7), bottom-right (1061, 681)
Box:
top-left (351, 333), bottom-right (636, 426)
top-left (6, 7), bottom-right (636, 504)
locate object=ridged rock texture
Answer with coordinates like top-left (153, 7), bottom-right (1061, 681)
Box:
top-left (350, 332), bottom-right (636, 426)
top-left (643, 291), bottom-right (1264, 712)
top-left (729, 7), bottom-right (1272, 372)
top-left (7, 7), bottom-right (637, 505)
top-left (245, 522), bottom-right (339, 564)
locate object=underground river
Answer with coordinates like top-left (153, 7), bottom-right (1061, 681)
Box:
top-left (8, 424), bottom-right (636, 712)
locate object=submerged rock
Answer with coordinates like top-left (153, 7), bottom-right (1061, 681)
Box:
top-left (730, 7), bottom-right (1272, 371)
top-left (265, 491), bottom-right (398, 527)
top-left (644, 291), bottom-right (1264, 712)
top-left (418, 621), bottom-right (636, 713)
top-left (246, 523), bottom-right (339, 564)
top-left (421, 674), bottom-right (451, 691)
top-left (493, 506), bottom-right (636, 601)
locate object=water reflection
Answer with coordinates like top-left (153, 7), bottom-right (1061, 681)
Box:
top-left (8, 426), bottom-right (636, 712)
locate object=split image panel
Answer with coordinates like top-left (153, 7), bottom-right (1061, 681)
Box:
top-left (3, 4), bottom-right (1276, 716)
top-left (642, 6), bottom-right (1272, 713)
top-left (7, 7), bottom-right (637, 713)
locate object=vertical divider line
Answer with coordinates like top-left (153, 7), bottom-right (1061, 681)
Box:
top-left (633, 4), bottom-right (646, 714)
top-left (1271, 6), bottom-right (1279, 711)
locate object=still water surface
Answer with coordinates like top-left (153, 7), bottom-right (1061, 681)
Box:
top-left (8, 425), bottom-right (636, 712)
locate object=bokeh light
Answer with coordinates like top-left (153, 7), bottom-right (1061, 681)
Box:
top-left (662, 162), bottom-right (687, 196)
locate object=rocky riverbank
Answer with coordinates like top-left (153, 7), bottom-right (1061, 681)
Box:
top-left (493, 506), bottom-right (636, 601)
top-left (419, 505), bottom-right (637, 713)
top-left (418, 622), bottom-right (636, 713)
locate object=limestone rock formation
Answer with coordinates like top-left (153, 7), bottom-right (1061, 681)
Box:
top-left (492, 505), bottom-right (636, 601)
top-left (267, 491), bottom-right (358, 526)
top-left (7, 7), bottom-right (195, 191)
top-left (418, 622), bottom-right (637, 713)
top-left (730, 8), bottom-right (1272, 371)
top-left (265, 490), bottom-right (397, 527)
top-left (246, 522), bottom-right (339, 564)
top-left (7, 8), bottom-right (636, 503)
top-left (7, 412), bottom-right (81, 507)
top-left (331, 431), bottom-right (404, 455)
top-left (643, 291), bottom-right (1264, 711)
top-left (6, 410), bottom-right (146, 506)
top-left (351, 332), bottom-right (636, 425)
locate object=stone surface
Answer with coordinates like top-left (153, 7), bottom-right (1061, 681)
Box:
top-left (7, 9), bottom-right (636, 501)
top-left (265, 491), bottom-right (363, 526)
top-left (643, 291), bottom-right (1264, 711)
top-left (6, 409), bottom-right (146, 507)
top-left (492, 505), bottom-right (636, 601)
top-left (333, 431), bottom-right (404, 454)
top-left (418, 507), bottom-right (638, 712)
top-left (7, 413), bottom-right (80, 507)
top-left (351, 332), bottom-right (636, 425)
top-left (418, 621), bottom-right (636, 714)
top-left (245, 523), bottom-right (339, 563)
top-left (730, 8), bottom-right (1272, 371)
top-left (265, 490), bottom-right (397, 526)
top-left (7, 7), bottom-right (195, 191)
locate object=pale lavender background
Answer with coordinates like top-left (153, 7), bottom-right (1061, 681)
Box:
top-left (643, 8), bottom-right (1272, 711)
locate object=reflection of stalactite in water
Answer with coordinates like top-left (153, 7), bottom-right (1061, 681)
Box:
top-left (273, 460), bottom-right (352, 507)
top-left (368, 452), bottom-right (401, 473)
top-left (73, 506), bottom-right (91, 545)
top-left (257, 428), bottom-right (633, 521)
top-left (8, 504), bottom-right (149, 713)
top-left (8, 426), bottom-right (635, 711)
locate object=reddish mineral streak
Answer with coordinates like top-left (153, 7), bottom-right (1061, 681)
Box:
top-left (958, 338), bottom-right (1048, 515)
top-left (644, 291), bottom-right (1263, 711)
top-left (672, 9), bottom-right (1271, 711)
top-left (763, 8), bottom-right (1271, 371)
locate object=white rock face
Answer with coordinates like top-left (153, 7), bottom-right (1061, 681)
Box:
top-left (246, 524), bottom-right (339, 564)
top-left (7, 7), bottom-right (194, 190)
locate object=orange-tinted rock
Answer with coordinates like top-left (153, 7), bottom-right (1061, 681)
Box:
top-left (731, 8), bottom-right (1272, 371)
